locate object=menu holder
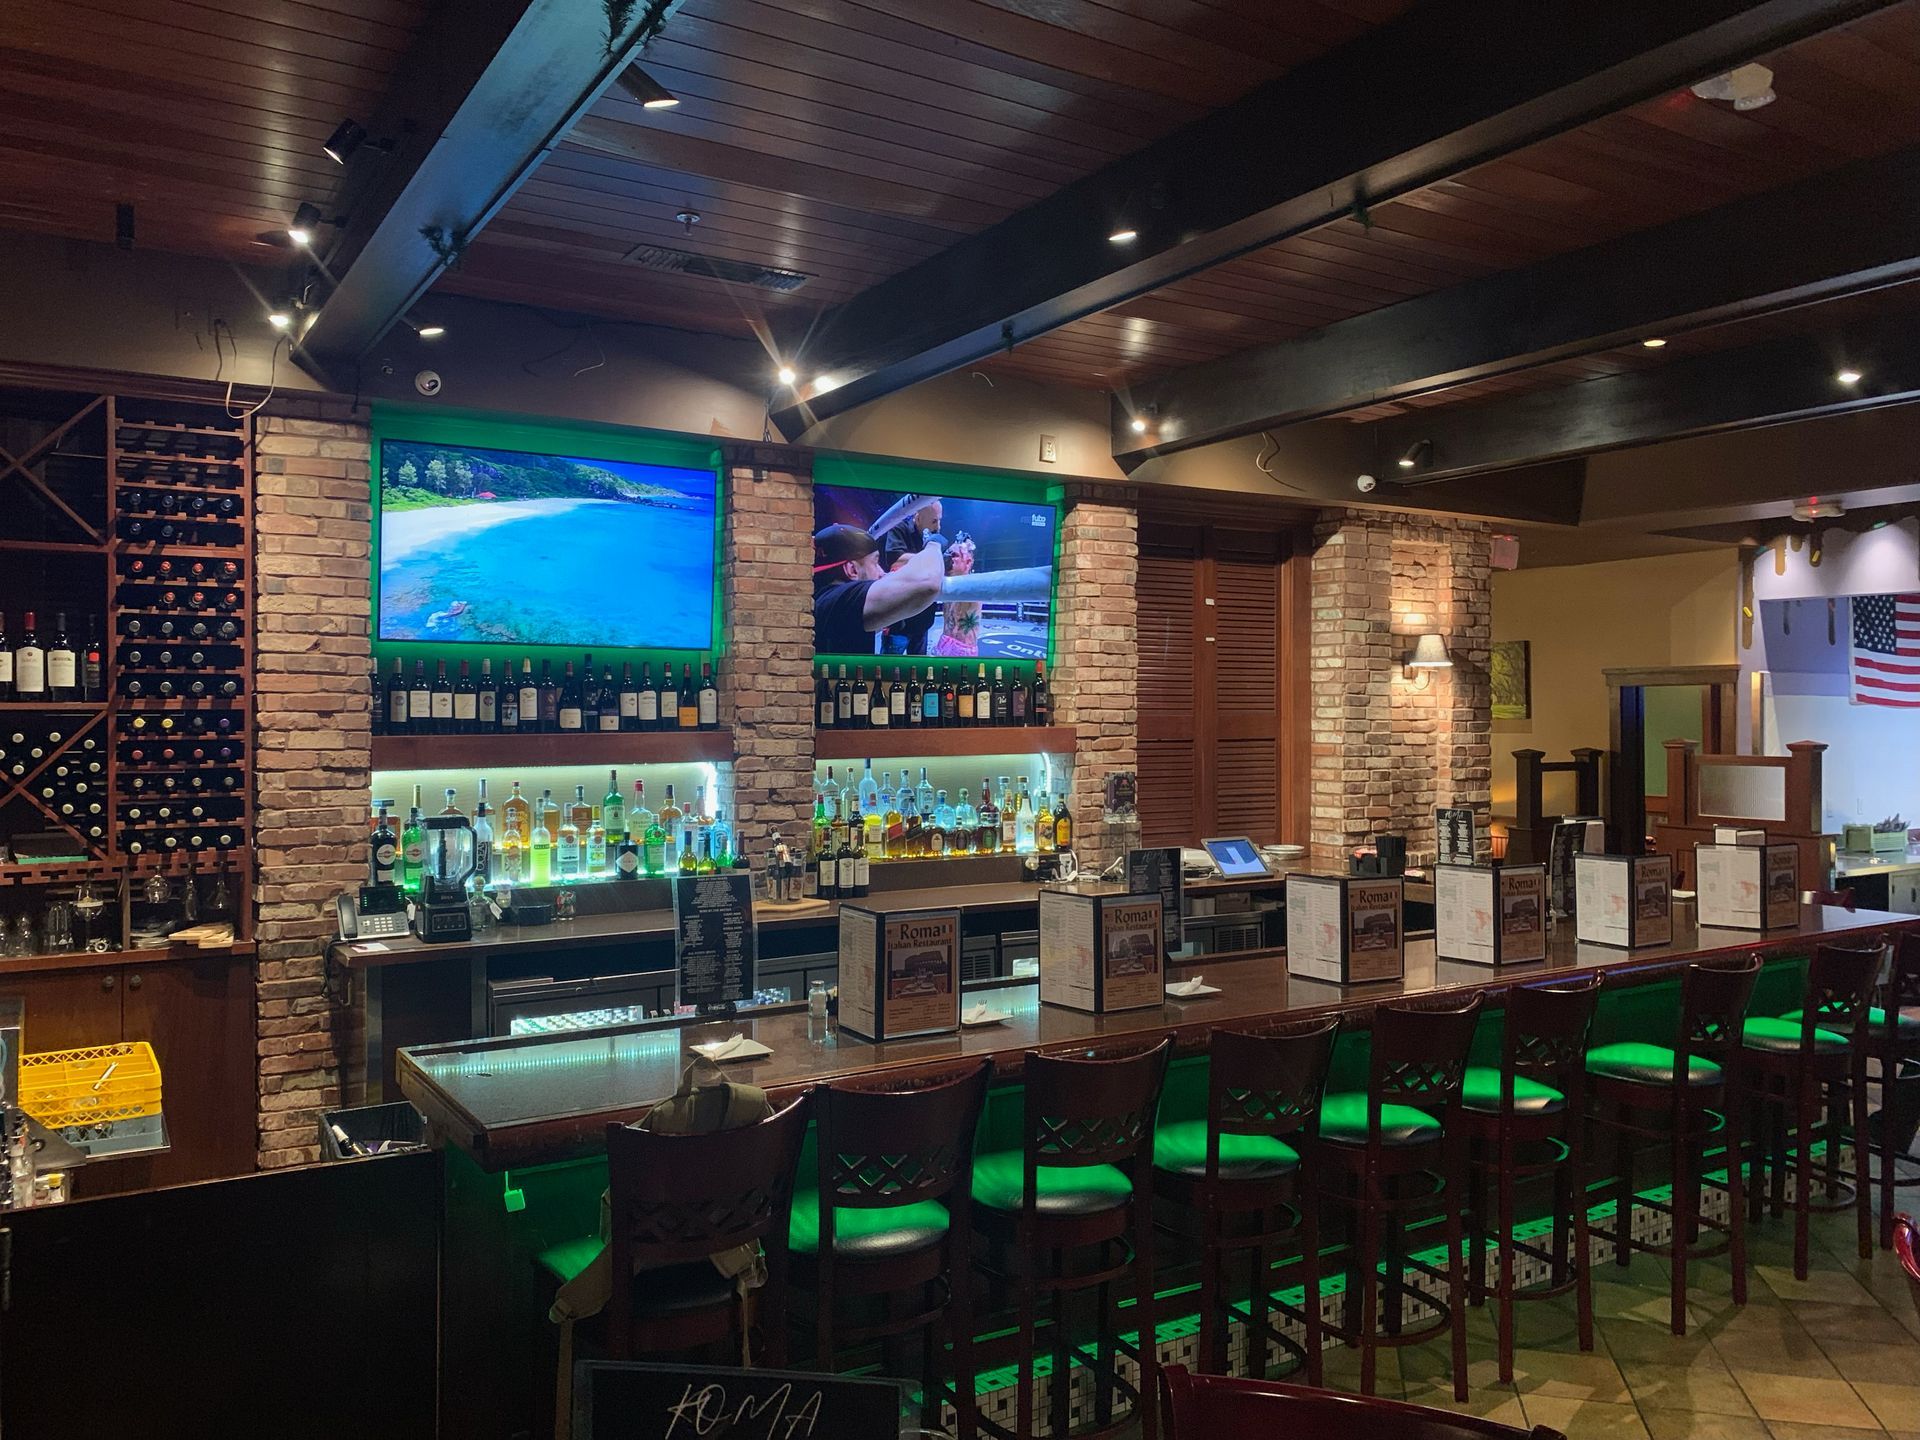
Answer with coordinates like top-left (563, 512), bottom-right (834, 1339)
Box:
top-left (1694, 842), bottom-right (1800, 930)
top-left (1126, 846), bottom-right (1186, 955)
top-left (671, 871), bottom-right (757, 1012)
top-left (1284, 874), bottom-right (1405, 984)
top-left (835, 905), bottom-right (961, 1041)
top-left (1573, 852), bottom-right (1674, 949)
top-left (1038, 889), bottom-right (1165, 1013)
top-left (1434, 862), bottom-right (1548, 966)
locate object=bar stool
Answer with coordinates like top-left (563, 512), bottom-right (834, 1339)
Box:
top-left (1745, 942), bottom-right (1883, 1277)
top-left (1152, 1015), bottom-right (1340, 1383)
top-left (1860, 933), bottom-right (1920, 1249)
top-left (601, 1091), bottom-right (813, 1364)
top-left (1462, 975), bottom-right (1600, 1384)
top-left (1585, 953), bottom-right (1759, 1335)
top-left (1316, 992), bottom-right (1484, 1402)
top-left (971, 1037), bottom-right (1173, 1440)
top-left (789, 1060), bottom-right (992, 1439)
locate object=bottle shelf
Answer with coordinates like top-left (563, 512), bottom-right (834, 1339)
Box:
top-left (814, 725), bottom-right (1074, 761)
top-left (372, 729), bottom-right (734, 771)
top-left (0, 700), bottom-right (109, 712)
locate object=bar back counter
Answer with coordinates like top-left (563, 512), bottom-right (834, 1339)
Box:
top-left (394, 903), bottom-right (1914, 1438)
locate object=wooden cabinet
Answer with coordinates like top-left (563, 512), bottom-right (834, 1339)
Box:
top-left (0, 951), bottom-right (256, 1193)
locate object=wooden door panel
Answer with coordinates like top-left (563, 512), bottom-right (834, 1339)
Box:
top-left (117, 954), bottom-right (257, 1187)
top-left (1214, 738), bottom-right (1281, 841)
top-left (1137, 549), bottom-right (1197, 745)
top-left (0, 968), bottom-right (122, 1051)
top-left (1138, 739), bottom-right (1197, 848)
top-left (1213, 558), bottom-right (1280, 717)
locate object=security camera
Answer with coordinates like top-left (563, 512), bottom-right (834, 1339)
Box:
top-left (1355, 473), bottom-right (1378, 494)
top-left (414, 369), bottom-right (442, 397)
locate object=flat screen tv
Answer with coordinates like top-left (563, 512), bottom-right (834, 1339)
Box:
top-left (377, 437), bottom-right (718, 650)
top-left (812, 482), bottom-right (1055, 660)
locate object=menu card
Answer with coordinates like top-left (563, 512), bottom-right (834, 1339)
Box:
top-left (672, 871), bottom-right (757, 1010)
top-left (837, 906), bottom-right (961, 1040)
top-left (1695, 842), bottom-right (1800, 930)
top-left (1574, 852), bottom-right (1673, 949)
top-left (1435, 806), bottom-right (1477, 865)
top-left (1039, 888), bottom-right (1165, 1013)
top-left (1436, 863), bottom-right (1547, 965)
top-left (1285, 874), bottom-right (1405, 984)
top-left (1126, 846), bottom-right (1186, 955)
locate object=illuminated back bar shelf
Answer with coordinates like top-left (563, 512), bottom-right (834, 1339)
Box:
top-left (370, 730), bottom-right (733, 770)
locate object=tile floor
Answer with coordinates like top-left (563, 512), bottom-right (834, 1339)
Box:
top-left (1312, 1209), bottom-right (1920, 1440)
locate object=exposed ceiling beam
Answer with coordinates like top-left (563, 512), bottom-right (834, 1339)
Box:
top-left (767, 0), bottom-right (1891, 437)
top-left (1354, 314), bottom-right (1920, 483)
top-left (1112, 145), bottom-right (1920, 461)
top-left (295, 0), bottom-right (685, 375)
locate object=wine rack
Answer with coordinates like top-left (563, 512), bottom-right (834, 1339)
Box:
top-left (0, 379), bottom-right (254, 942)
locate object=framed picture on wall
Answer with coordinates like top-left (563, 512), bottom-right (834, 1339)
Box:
top-left (1491, 640), bottom-right (1531, 720)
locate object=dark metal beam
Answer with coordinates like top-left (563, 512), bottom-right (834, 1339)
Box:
top-left (769, 0), bottom-right (1890, 436)
top-left (1354, 314), bottom-right (1920, 482)
top-left (296, 1), bottom-right (684, 374)
top-left (1113, 145), bottom-right (1920, 460)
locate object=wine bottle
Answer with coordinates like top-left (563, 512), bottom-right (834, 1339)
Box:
top-left (497, 657), bottom-right (519, 732)
top-left (431, 659), bottom-right (454, 733)
top-left (580, 663), bottom-right (601, 732)
top-left (656, 664), bottom-right (678, 730)
top-left (889, 666), bottom-right (908, 725)
top-left (677, 662), bottom-right (699, 729)
top-left (81, 616), bottom-right (103, 702)
top-left (905, 669), bottom-right (923, 726)
top-left (992, 665), bottom-right (1010, 725)
top-left (0, 612), bottom-right (13, 702)
top-left (851, 664), bottom-right (871, 724)
top-left (835, 664), bottom-right (853, 725)
top-left (816, 663), bottom-right (835, 730)
top-left (408, 660), bottom-right (431, 733)
top-left (636, 661), bottom-right (659, 732)
top-left (453, 659), bottom-right (478, 733)
top-left (517, 659), bottom-right (540, 735)
top-left (697, 661), bottom-right (718, 729)
top-left (14, 612), bottom-right (45, 699)
top-left (537, 659), bottom-right (560, 730)
top-left (476, 658), bottom-right (497, 729)
top-left (869, 667), bottom-right (889, 727)
top-left (975, 665), bottom-right (993, 728)
top-left (619, 662), bottom-right (640, 731)
top-left (598, 665), bottom-right (621, 733)
top-left (955, 663), bottom-right (974, 724)
top-left (1031, 658), bottom-right (1051, 727)
top-left (557, 661), bottom-right (583, 731)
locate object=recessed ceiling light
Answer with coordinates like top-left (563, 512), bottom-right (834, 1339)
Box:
top-left (1109, 227), bottom-right (1138, 245)
top-left (1129, 416), bottom-right (1148, 434)
top-left (1837, 368), bottom-right (1863, 386)
top-left (1641, 337), bottom-right (1667, 348)
top-left (777, 365), bottom-right (797, 387)
top-left (267, 306), bottom-right (292, 331)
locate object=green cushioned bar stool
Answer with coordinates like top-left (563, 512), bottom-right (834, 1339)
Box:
top-left (1152, 1015), bottom-right (1340, 1384)
top-left (1864, 933), bottom-right (1920, 1250)
top-left (790, 1059), bottom-right (992, 1440)
top-left (1316, 991), bottom-right (1484, 1402)
top-left (1462, 975), bottom-right (1601, 1385)
top-left (1585, 953), bottom-right (1759, 1336)
top-left (1745, 941), bottom-right (1883, 1279)
top-left (971, 1038), bottom-right (1173, 1440)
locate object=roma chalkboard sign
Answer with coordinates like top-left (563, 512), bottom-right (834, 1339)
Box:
top-left (574, 1361), bottom-right (901, 1440)
top-left (672, 872), bottom-right (758, 1011)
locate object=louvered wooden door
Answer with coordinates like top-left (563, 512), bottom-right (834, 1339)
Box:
top-left (1136, 523), bottom-right (1303, 847)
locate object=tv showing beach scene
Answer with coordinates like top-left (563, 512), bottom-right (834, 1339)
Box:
top-left (377, 438), bottom-right (718, 649)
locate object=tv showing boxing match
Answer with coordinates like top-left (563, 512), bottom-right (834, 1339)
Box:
top-left (376, 437), bottom-right (718, 650)
top-left (811, 483), bottom-right (1056, 660)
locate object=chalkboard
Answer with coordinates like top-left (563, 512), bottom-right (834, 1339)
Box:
top-left (574, 1361), bottom-right (901, 1440)
top-left (1126, 846), bottom-right (1184, 954)
top-left (672, 871), bottom-right (757, 1011)
top-left (1435, 806), bottom-right (1476, 866)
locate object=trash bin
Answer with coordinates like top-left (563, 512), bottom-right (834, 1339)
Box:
top-left (319, 1101), bottom-right (428, 1159)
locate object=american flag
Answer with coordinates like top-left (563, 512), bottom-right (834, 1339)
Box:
top-left (1850, 594), bottom-right (1920, 707)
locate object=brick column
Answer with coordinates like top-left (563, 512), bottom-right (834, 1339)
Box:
top-left (720, 443), bottom-right (815, 854)
top-left (1308, 509), bottom-right (1491, 870)
top-left (253, 400), bottom-right (373, 1167)
top-left (1052, 485), bottom-right (1138, 872)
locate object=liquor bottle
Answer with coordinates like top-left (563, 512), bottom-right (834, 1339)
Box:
top-left (82, 616), bottom-right (103, 702)
top-left (926, 791), bottom-right (950, 857)
top-left (603, 770), bottom-right (624, 844)
top-left (977, 779), bottom-right (999, 855)
top-left (1054, 794), bottom-right (1073, 851)
top-left (454, 660), bottom-right (478, 732)
top-left (408, 660), bottom-right (432, 732)
top-left (400, 788), bottom-right (426, 894)
top-left (881, 777), bottom-right (902, 858)
top-left (0, 612), bottom-right (11, 701)
top-left (43, 613), bottom-right (76, 701)
top-left (816, 664), bottom-right (836, 729)
top-left (430, 659), bottom-right (454, 733)
top-left (518, 659), bottom-right (540, 734)
top-left (657, 664), bottom-right (679, 730)
top-left (636, 661), bottom-right (659, 731)
top-left (683, 783), bottom-right (708, 862)
top-left (1010, 664), bottom-right (1028, 724)
top-left (835, 663), bottom-right (853, 725)
top-left (14, 612), bottom-right (45, 699)
top-left (698, 661), bottom-right (719, 729)
top-left (975, 665), bottom-right (993, 727)
top-left (586, 807), bottom-right (607, 876)
top-left (476, 658), bottom-right (497, 729)
top-left (1031, 658), bottom-right (1052, 727)
top-left (629, 778), bottom-right (655, 848)
top-left (557, 662), bottom-right (583, 731)
top-left (642, 804), bottom-right (668, 877)
top-left (858, 759), bottom-right (880, 815)
top-left (697, 825), bottom-right (719, 874)
top-left (852, 816), bottom-right (870, 896)
top-left (900, 779), bottom-right (922, 858)
top-left (955, 663), bottom-right (974, 724)
top-left (370, 801), bottom-right (398, 886)
top-left (441, 786), bottom-right (464, 818)
top-left (915, 766), bottom-right (935, 819)
top-left (951, 788), bottom-right (975, 856)
top-left (850, 664), bottom-right (871, 724)
top-left (658, 784), bottom-right (683, 870)
top-left (1014, 776), bottom-right (1037, 854)
top-left (568, 784), bottom-right (593, 839)
top-left (709, 808), bottom-right (732, 868)
top-left (999, 776), bottom-right (1017, 852)
top-left (1036, 792), bottom-right (1056, 855)
top-left (904, 669), bottom-right (923, 726)
top-left (530, 800), bottom-right (553, 885)
top-left (599, 666), bottom-right (622, 732)
top-left (615, 828), bottom-right (641, 880)
top-left (618, 662), bottom-right (640, 731)
top-left (821, 766), bottom-right (840, 822)
top-left (503, 780), bottom-right (531, 844)
top-left (869, 667), bottom-right (889, 728)
top-left (538, 659), bottom-right (560, 730)
top-left (676, 663), bottom-right (699, 730)
top-left (472, 779), bottom-right (494, 886)
top-left (814, 818), bottom-right (838, 899)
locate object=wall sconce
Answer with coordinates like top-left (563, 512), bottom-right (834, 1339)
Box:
top-left (1403, 633), bottom-right (1452, 689)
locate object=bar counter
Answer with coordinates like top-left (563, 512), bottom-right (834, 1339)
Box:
top-left (399, 902), bottom-right (1914, 1172)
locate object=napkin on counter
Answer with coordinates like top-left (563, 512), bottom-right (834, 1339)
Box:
top-left (963, 1005), bottom-right (991, 1025)
top-left (692, 1034), bottom-right (771, 1063)
top-left (1166, 975), bottom-right (1212, 997)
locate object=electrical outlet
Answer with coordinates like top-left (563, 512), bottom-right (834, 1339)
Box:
top-left (1039, 433), bottom-right (1058, 463)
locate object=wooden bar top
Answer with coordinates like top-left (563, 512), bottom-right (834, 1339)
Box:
top-left (397, 904), bottom-right (1915, 1173)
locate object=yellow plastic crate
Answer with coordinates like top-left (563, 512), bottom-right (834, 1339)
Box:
top-left (19, 1041), bottom-right (164, 1130)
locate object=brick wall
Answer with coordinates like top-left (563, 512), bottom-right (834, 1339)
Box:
top-left (1307, 509), bottom-right (1492, 869)
top-left (1052, 485), bottom-right (1139, 872)
top-left (720, 444), bottom-right (815, 851)
top-left (252, 400), bottom-right (373, 1167)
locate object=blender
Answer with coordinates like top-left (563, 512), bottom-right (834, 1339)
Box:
top-left (416, 814), bottom-right (476, 943)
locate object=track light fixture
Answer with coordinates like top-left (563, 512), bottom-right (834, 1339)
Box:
top-left (267, 303), bottom-right (293, 331)
top-left (402, 315), bottom-right (445, 340)
top-left (616, 66), bottom-right (680, 109)
top-left (287, 202), bottom-right (324, 246)
top-left (1836, 368), bottom-right (1863, 386)
top-left (1108, 227), bottom-right (1138, 244)
top-left (323, 118), bottom-right (368, 164)
top-left (1397, 439), bottom-right (1432, 471)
